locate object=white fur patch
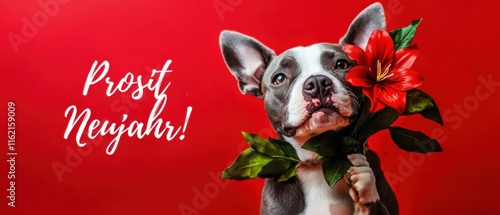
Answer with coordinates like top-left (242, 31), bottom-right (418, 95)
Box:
top-left (286, 45), bottom-right (322, 126)
top-left (299, 166), bottom-right (335, 215)
top-left (284, 137), bottom-right (334, 215)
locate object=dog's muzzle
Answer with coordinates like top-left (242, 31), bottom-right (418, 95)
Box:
top-left (302, 75), bottom-right (339, 114)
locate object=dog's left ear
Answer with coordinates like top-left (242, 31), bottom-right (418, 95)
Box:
top-left (340, 2), bottom-right (386, 49)
top-left (219, 30), bottom-right (275, 98)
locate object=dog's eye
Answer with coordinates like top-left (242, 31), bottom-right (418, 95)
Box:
top-left (272, 73), bottom-right (287, 85)
top-left (335, 59), bottom-right (350, 69)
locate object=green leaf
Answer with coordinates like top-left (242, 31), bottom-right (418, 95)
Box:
top-left (405, 89), bottom-right (434, 113)
top-left (301, 131), bottom-right (339, 157)
top-left (359, 107), bottom-right (399, 139)
top-left (322, 156), bottom-right (352, 187)
top-left (420, 106), bottom-right (443, 125)
top-left (404, 89), bottom-right (444, 125)
top-left (259, 160), bottom-right (292, 178)
top-left (389, 126), bottom-right (443, 153)
top-left (269, 138), bottom-right (300, 161)
top-left (390, 18), bottom-right (422, 50)
top-left (315, 154), bottom-right (325, 162)
top-left (340, 136), bottom-right (363, 154)
top-left (222, 132), bottom-right (302, 181)
top-left (222, 148), bottom-right (274, 180)
top-left (278, 166), bottom-right (298, 182)
top-left (242, 132), bottom-right (286, 157)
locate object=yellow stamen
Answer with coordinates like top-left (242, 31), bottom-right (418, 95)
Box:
top-left (376, 60), bottom-right (394, 82)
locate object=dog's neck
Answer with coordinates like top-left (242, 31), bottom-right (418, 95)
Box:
top-left (282, 135), bottom-right (319, 162)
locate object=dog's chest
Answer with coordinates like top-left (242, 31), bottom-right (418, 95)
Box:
top-left (297, 165), bottom-right (353, 215)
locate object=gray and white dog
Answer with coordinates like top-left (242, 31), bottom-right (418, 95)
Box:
top-left (219, 3), bottom-right (398, 215)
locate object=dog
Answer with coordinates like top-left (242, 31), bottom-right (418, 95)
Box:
top-left (219, 3), bottom-right (398, 215)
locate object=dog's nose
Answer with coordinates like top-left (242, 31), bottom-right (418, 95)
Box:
top-left (303, 75), bottom-right (333, 98)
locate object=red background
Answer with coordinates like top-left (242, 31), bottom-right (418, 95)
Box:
top-left (1, 0), bottom-right (500, 214)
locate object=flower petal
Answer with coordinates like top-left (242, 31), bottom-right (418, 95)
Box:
top-left (345, 66), bottom-right (375, 87)
top-left (363, 87), bottom-right (386, 113)
top-left (342, 44), bottom-right (369, 66)
top-left (394, 45), bottom-right (419, 69)
top-left (385, 68), bottom-right (424, 91)
top-left (375, 86), bottom-right (407, 113)
top-left (365, 30), bottom-right (395, 71)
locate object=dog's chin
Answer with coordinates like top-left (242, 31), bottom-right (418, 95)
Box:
top-left (292, 108), bottom-right (351, 138)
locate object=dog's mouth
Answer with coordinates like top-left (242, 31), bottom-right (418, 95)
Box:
top-left (283, 105), bottom-right (349, 137)
top-left (310, 105), bottom-right (339, 116)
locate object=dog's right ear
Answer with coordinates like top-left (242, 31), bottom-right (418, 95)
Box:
top-left (219, 30), bottom-right (275, 98)
top-left (340, 2), bottom-right (386, 49)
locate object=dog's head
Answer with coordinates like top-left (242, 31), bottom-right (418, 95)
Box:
top-left (219, 3), bottom-right (385, 139)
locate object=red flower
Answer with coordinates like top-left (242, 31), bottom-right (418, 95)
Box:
top-left (342, 30), bottom-right (424, 113)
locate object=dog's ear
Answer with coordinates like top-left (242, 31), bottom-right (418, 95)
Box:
top-left (340, 2), bottom-right (386, 49)
top-left (219, 30), bottom-right (275, 98)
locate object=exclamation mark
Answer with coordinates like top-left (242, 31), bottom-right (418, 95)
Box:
top-left (179, 106), bottom-right (192, 140)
